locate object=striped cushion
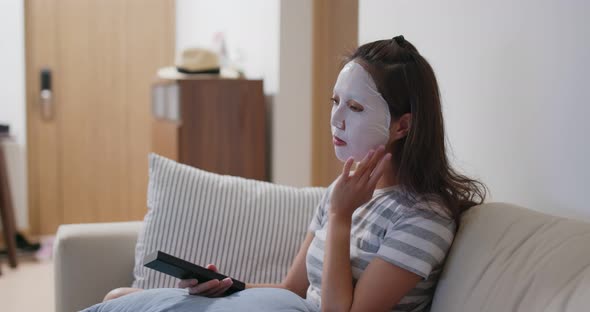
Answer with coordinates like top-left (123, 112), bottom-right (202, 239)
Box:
top-left (132, 154), bottom-right (326, 289)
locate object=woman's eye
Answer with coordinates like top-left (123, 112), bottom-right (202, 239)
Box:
top-left (331, 98), bottom-right (338, 106)
top-left (350, 105), bottom-right (363, 112)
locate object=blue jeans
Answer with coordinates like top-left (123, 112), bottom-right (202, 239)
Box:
top-left (82, 287), bottom-right (319, 312)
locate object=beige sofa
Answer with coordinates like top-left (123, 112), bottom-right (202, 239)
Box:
top-left (54, 202), bottom-right (590, 312)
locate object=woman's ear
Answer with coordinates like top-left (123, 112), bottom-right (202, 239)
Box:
top-left (390, 113), bottom-right (412, 142)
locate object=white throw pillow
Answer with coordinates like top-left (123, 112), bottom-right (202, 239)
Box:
top-left (132, 154), bottom-right (326, 289)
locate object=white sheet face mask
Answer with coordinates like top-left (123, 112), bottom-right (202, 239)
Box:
top-left (331, 61), bottom-right (391, 162)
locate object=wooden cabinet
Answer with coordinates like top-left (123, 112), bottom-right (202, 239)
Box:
top-left (151, 78), bottom-right (268, 181)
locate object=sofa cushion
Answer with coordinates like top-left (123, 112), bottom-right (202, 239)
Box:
top-left (431, 203), bottom-right (590, 312)
top-left (132, 154), bottom-right (326, 289)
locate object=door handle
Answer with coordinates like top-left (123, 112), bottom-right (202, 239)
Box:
top-left (39, 68), bottom-right (53, 121)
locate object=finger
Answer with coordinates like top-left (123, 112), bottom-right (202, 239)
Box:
top-left (188, 280), bottom-right (218, 295)
top-left (178, 279), bottom-right (198, 289)
top-left (200, 284), bottom-right (222, 297)
top-left (362, 145), bottom-right (386, 180)
top-left (354, 149), bottom-right (375, 178)
top-left (201, 278), bottom-right (231, 297)
top-left (206, 264), bottom-right (218, 273)
top-left (341, 157), bottom-right (354, 179)
top-left (209, 278), bottom-right (233, 297)
top-left (189, 279), bottom-right (220, 295)
top-left (368, 153), bottom-right (391, 186)
top-left (210, 285), bottom-right (231, 297)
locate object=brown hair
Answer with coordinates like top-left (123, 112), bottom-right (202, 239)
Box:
top-left (347, 37), bottom-right (487, 224)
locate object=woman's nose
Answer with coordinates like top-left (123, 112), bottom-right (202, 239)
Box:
top-left (331, 104), bottom-right (346, 130)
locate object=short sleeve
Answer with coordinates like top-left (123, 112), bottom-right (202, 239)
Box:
top-left (376, 211), bottom-right (456, 280)
top-left (308, 183), bottom-right (334, 232)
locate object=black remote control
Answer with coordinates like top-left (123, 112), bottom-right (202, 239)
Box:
top-left (143, 250), bottom-right (246, 295)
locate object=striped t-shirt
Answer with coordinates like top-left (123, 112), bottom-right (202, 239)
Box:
top-left (305, 183), bottom-right (456, 312)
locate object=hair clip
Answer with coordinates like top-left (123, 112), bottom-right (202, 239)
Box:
top-left (393, 35), bottom-right (405, 45)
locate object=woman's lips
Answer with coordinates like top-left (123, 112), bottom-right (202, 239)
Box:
top-left (333, 135), bottom-right (347, 146)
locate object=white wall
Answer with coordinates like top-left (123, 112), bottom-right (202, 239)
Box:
top-left (360, 0), bottom-right (590, 220)
top-left (273, 0), bottom-right (313, 186)
top-left (0, 0), bottom-right (28, 230)
top-left (0, 1), bottom-right (25, 146)
top-left (176, 0), bottom-right (280, 95)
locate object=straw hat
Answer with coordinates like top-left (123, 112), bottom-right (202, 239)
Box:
top-left (157, 47), bottom-right (221, 79)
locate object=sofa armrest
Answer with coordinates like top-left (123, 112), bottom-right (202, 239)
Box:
top-left (53, 221), bottom-right (142, 312)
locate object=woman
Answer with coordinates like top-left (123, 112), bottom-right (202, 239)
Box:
top-left (95, 35), bottom-right (486, 312)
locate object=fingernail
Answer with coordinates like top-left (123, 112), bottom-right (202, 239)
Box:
top-left (191, 279), bottom-right (198, 285)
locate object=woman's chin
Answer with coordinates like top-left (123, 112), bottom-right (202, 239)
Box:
top-left (334, 146), bottom-right (357, 163)
top-left (334, 149), bottom-right (349, 163)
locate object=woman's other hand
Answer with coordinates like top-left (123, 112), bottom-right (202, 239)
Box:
top-left (330, 145), bottom-right (391, 218)
top-left (177, 264), bottom-right (233, 297)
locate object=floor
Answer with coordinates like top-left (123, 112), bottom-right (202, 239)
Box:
top-left (0, 253), bottom-right (54, 312)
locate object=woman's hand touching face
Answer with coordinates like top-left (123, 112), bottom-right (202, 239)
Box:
top-left (329, 145), bottom-right (391, 218)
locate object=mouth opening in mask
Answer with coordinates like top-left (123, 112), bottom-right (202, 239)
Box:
top-left (333, 135), bottom-right (347, 146)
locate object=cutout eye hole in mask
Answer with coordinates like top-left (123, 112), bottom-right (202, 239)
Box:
top-left (331, 96), bottom-right (364, 113)
top-left (331, 61), bottom-right (391, 162)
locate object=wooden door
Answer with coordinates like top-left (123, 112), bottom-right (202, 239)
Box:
top-left (25, 0), bottom-right (175, 235)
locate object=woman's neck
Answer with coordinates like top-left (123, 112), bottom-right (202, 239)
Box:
top-left (375, 159), bottom-right (398, 189)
